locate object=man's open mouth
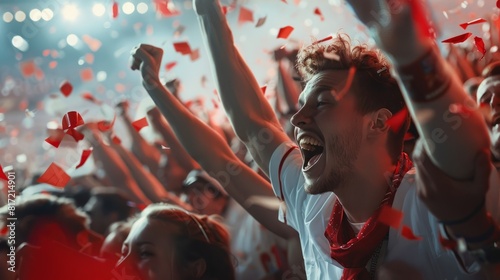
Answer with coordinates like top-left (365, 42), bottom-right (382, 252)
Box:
top-left (298, 135), bottom-right (324, 170)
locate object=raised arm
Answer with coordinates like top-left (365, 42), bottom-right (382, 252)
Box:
top-left (130, 44), bottom-right (299, 240)
top-left (115, 101), bottom-right (162, 175)
top-left (345, 0), bottom-right (490, 179)
top-left (193, 0), bottom-right (290, 175)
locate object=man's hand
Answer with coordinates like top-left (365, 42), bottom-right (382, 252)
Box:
top-left (130, 44), bottom-right (164, 91)
top-left (413, 140), bottom-right (491, 223)
top-left (344, 0), bottom-right (429, 65)
top-left (115, 100), bottom-right (130, 117)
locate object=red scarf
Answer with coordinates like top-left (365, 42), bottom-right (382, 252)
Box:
top-left (324, 153), bottom-right (413, 280)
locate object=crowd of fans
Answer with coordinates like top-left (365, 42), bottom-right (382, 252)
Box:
top-left (2, 0), bottom-right (500, 279)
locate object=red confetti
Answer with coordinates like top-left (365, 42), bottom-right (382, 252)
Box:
top-left (81, 92), bottom-right (101, 104)
top-left (132, 117), bottom-right (149, 132)
top-left (111, 1), bottom-right (119, 19)
top-left (190, 49), bottom-right (200, 61)
top-left (173, 42), bottom-right (192, 55)
top-left (112, 135), bottom-right (122, 145)
top-left (165, 61), bottom-right (177, 71)
top-left (378, 205), bottom-right (403, 229)
top-left (221, 6), bottom-right (228, 15)
top-left (401, 225), bottom-right (422, 240)
top-left (154, 0), bottom-right (181, 17)
top-left (49, 61), bottom-right (57, 69)
top-left (442, 33), bottom-right (472, 44)
top-left (97, 115), bottom-right (117, 132)
top-left (0, 165), bottom-right (8, 181)
top-left (387, 108), bottom-right (409, 133)
top-left (20, 60), bottom-right (36, 77)
top-left (404, 132), bottom-right (415, 141)
top-left (62, 111), bottom-right (85, 131)
top-left (277, 26), bottom-right (294, 39)
top-left (82, 35), bottom-right (102, 52)
top-left (0, 226), bottom-right (7, 235)
top-left (65, 128), bottom-right (85, 142)
top-left (37, 163), bottom-right (71, 188)
top-left (439, 233), bottom-right (457, 250)
top-left (474, 36), bottom-right (486, 59)
top-left (76, 149), bottom-right (93, 169)
top-left (45, 135), bottom-right (63, 148)
top-left (261, 85), bottom-right (267, 94)
top-left (238, 7), bottom-right (254, 25)
top-left (256, 16), bottom-right (267, 28)
top-left (80, 68), bottom-right (94, 82)
top-left (459, 18), bottom-right (487, 30)
top-left (60, 81), bottom-right (73, 97)
top-left (314, 8), bottom-right (324, 21)
top-left (314, 35), bottom-right (333, 45)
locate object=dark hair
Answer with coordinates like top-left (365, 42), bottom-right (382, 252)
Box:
top-left (91, 187), bottom-right (133, 221)
top-left (296, 33), bottom-right (409, 163)
top-left (142, 204), bottom-right (235, 280)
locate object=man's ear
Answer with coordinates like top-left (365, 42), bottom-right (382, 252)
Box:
top-left (188, 258), bottom-right (207, 279)
top-left (367, 108), bottom-right (392, 138)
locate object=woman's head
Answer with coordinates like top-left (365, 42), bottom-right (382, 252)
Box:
top-left (116, 204), bottom-right (234, 280)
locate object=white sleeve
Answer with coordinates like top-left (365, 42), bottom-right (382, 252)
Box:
top-left (268, 142), bottom-right (305, 230)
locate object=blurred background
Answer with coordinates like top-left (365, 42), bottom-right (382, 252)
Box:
top-left (0, 0), bottom-right (497, 186)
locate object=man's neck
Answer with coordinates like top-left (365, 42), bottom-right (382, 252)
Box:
top-left (336, 159), bottom-right (397, 223)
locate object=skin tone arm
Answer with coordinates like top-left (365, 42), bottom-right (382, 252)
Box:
top-left (130, 45), bottom-right (300, 241)
top-left (345, 0), bottom-right (490, 179)
top-left (147, 108), bottom-right (200, 173)
top-left (115, 101), bottom-right (162, 176)
top-left (193, 0), bottom-right (290, 175)
top-left (80, 126), bottom-right (150, 205)
top-left (107, 135), bottom-right (192, 210)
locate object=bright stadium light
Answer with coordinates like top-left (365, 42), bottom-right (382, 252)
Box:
top-left (15, 11), bottom-right (26, 22)
top-left (123, 2), bottom-right (135, 15)
top-left (92, 3), bottom-right (106, 17)
top-left (41, 8), bottom-right (54, 21)
top-left (30, 9), bottom-right (42, 21)
top-left (12, 35), bottom-right (29, 52)
top-left (3, 12), bottom-right (14, 23)
top-left (137, 2), bottom-right (148, 14)
top-left (62, 4), bottom-right (79, 21)
top-left (66, 34), bottom-right (79, 47)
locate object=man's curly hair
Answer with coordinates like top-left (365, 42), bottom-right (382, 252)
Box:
top-left (296, 33), bottom-right (409, 163)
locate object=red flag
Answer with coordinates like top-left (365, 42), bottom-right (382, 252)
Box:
top-left (442, 33), bottom-right (472, 44)
top-left (37, 163), bottom-right (71, 188)
top-left (387, 108), bottom-right (409, 133)
top-left (132, 117), bottom-right (149, 132)
top-left (60, 81), bottom-right (73, 97)
top-left (0, 165), bottom-right (8, 181)
top-left (277, 26), bottom-right (294, 39)
top-left (76, 149), bottom-right (93, 169)
top-left (401, 225), bottom-right (422, 240)
top-left (377, 205), bottom-right (403, 229)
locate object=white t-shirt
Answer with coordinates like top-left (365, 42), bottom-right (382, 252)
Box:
top-left (224, 199), bottom-right (287, 280)
top-left (269, 142), bottom-right (500, 279)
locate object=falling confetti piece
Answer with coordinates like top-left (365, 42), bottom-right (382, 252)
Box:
top-left (277, 26), bottom-right (294, 39)
top-left (112, 135), bottom-right (122, 144)
top-left (165, 61), bottom-right (177, 71)
top-left (60, 81), bottom-right (73, 97)
top-left (404, 132), bottom-right (415, 141)
top-left (37, 163), bottom-right (71, 188)
top-left (154, 0), bottom-right (181, 17)
top-left (76, 149), bottom-right (93, 169)
top-left (45, 135), bottom-right (63, 148)
top-left (387, 108), bottom-right (409, 133)
top-left (80, 68), bottom-right (94, 82)
top-left (474, 36), bottom-right (486, 59)
top-left (221, 6), bottom-right (228, 15)
top-left (442, 32), bottom-right (472, 43)
top-left (401, 225), bottom-right (422, 240)
top-left (132, 117), bottom-right (149, 132)
top-left (0, 165), bottom-right (8, 181)
top-left (112, 1), bottom-right (119, 18)
top-left (256, 16), bottom-right (267, 27)
top-left (65, 128), bottom-right (85, 142)
top-left (49, 61), bottom-right (57, 69)
top-left (62, 111), bottom-right (85, 131)
top-left (190, 49), bottom-right (200, 61)
top-left (314, 8), bottom-right (324, 21)
top-left (459, 18), bottom-right (487, 29)
top-left (314, 35), bottom-right (333, 45)
top-left (377, 205), bottom-right (403, 229)
top-left (85, 53), bottom-right (94, 64)
top-left (82, 35), bottom-right (102, 52)
top-left (20, 60), bottom-right (36, 77)
top-left (173, 42), bottom-right (192, 55)
top-left (261, 85), bottom-right (267, 94)
top-left (238, 7), bottom-right (254, 25)
top-left (81, 92), bottom-right (101, 104)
